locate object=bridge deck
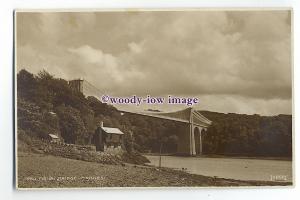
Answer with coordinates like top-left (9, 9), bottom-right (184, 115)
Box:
top-left (119, 110), bottom-right (190, 124)
top-left (119, 109), bottom-right (211, 128)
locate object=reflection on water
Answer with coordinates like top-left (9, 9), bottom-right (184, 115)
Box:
top-left (145, 155), bottom-right (292, 182)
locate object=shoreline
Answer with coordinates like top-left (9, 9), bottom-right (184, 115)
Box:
top-left (143, 153), bottom-right (292, 161)
top-left (17, 153), bottom-right (292, 188)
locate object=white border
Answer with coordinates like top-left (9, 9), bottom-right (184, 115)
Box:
top-left (1, 0), bottom-right (299, 200)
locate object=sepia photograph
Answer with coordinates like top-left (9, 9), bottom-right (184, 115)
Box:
top-left (15, 9), bottom-right (293, 188)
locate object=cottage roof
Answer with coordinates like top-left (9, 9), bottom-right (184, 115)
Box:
top-left (49, 134), bottom-right (59, 139)
top-left (101, 127), bottom-right (124, 135)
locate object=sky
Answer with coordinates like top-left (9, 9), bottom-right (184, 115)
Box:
top-left (16, 10), bottom-right (292, 116)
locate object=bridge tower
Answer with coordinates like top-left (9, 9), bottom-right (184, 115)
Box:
top-left (68, 79), bottom-right (104, 100)
top-left (69, 79), bottom-right (84, 93)
top-left (120, 107), bottom-right (211, 156)
top-left (175, 107), bottom-right (210, 156)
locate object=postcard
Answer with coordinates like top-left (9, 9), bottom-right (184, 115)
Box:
top-left (15, 9), bottom-right (293, 188)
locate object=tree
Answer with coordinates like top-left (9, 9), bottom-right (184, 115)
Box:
top-left (17, 69), bottom-right (38, 101)
top-left (55, 105), bottom-right (88, 144)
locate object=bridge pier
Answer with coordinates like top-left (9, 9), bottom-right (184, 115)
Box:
top-left (191, 126), bottom-right (206, 156)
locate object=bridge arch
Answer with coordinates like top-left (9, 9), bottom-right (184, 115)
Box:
top-left (194, 126), bottom-right (201, 155)
top-left (192, 127), bottom-right (208, 155)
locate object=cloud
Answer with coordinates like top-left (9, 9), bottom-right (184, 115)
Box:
top-left (69, 45), bottom-right (108, 64)
top-left (128, 42), bottom-right (143, 54)
top-left (67, 44), bottom-right (147, 90)
top-left (68, 45), bottom-right (125, 82)
top-left (16, 10), bottom-right (292, 115)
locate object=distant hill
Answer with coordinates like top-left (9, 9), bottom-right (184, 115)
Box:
top-left (199, 111), bottom-right (292, 157)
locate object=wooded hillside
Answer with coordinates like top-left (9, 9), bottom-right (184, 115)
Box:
top-left (17, 69), bottom-right (292, 157)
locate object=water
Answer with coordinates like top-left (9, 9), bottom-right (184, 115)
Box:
top-left (145, 155), bottom-right (293, 182)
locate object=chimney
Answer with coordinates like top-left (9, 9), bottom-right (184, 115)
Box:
top-left (100, 121), bottom-right (104, 128)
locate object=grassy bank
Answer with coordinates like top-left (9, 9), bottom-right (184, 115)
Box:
top-left (18, 133), bottom-right (149, 165)
top-left (17, 153), bottom-right (291, 188)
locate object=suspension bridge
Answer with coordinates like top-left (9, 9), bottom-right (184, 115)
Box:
top-left (68, 79), bottom-right (212, 156)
